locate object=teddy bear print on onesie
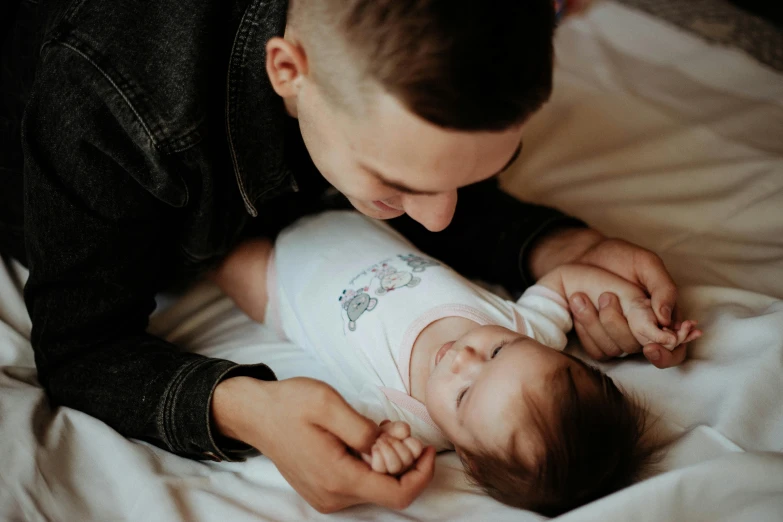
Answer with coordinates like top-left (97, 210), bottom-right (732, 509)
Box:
top-left (339, 288), bottom-right (378, 331)
top-left (339, 256), bottom-right (439, 330)
top-left (374, 264), bottom-right (421, 295)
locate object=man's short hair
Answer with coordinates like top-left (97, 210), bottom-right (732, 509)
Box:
top-left (288, 0), bottom-right (556, 130)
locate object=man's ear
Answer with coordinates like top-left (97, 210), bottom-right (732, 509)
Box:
top-left (266, 36), bottom-right (308, 99)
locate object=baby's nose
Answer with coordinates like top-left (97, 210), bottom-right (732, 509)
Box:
top-left (451, 346), bottom-right (482, 374)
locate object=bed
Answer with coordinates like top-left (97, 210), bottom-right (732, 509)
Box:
top-left (1, 2), bottom-right (782, 520)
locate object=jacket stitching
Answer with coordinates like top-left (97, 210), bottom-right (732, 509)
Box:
top-left (55, 41), bottom-right (160, 149)
top-left (225, 2), bottom-right (262, 217)
top-left (47, 35), bottom-right (206, 156)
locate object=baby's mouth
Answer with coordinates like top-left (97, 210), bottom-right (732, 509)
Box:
top-left (434, 341), bottom-right (456, 366)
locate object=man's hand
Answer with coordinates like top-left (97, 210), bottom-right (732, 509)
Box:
top-left (212, 376), bottom-right (436, 513)
top-left (529, 228), bottom-right (688, 368)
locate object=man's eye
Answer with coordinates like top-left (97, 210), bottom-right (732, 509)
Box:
top-left (457, 387), bottom-right (469, 407)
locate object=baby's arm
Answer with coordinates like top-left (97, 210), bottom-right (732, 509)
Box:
top-left (210, 237), bottom-right (274, 323)
top-left (538, 264), bottom-right (701, 349)
top-left (361, 421), bottom-right (424, 476)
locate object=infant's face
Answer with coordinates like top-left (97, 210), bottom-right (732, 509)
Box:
top-left (424, 325), bottom-right (574, 458)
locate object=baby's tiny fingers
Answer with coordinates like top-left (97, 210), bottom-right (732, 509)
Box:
top-left (377, 438), bottom-right (403, 475)
top-left (382, 421), bottom-right (411, 440)
top-left (371, 445), bottom-right (386, 473)
top-left (675, 320), bottom-right (698, 343)
top-left (684, 329), bottom-right (702, 344)
top-left (633, 317), bottom-right (676, 348)
top-left (403, 437), bottom-right (424, 460)
top-left (361, 452), bottom-right (373, 466)
top-left (389, 437), bottom-right (414, 469)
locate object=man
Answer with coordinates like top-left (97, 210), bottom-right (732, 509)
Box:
top-left (0, 0), bottom-right (686, 513)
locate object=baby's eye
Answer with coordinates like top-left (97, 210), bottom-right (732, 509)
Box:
top-left (457, 387), bottom-right (469, 407)
top-left (491, 341), bottom-right (507, 358)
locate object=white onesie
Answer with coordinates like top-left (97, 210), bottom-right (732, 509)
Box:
top-left (267, 211), bottom-right (572, 451)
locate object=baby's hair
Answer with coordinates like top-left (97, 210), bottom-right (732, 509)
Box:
top-left (459, 355), bottom-right (663, 517)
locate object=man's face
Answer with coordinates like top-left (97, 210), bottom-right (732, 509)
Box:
top-left (294, 80), bottom-right (525, 232)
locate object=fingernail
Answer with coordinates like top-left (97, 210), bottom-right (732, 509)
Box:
top-left (598, 294), bottom-right (611, 310)
top-left (572, 296), bottom-right (586, 312)
top-left (661, 306), bottom-right (672, 322)
top-left (647, 348), bottom-right (661, 361)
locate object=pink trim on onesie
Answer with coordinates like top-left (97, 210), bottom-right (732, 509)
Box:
top-left (379, 387), bottom-right (444, 434)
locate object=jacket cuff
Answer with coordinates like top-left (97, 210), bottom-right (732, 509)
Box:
top-left (517, 215), bottom-right (588, 289)
top-left (161, 358), bottom-right (276, 462)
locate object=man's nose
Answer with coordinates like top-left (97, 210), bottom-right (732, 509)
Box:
top-left (402, 191), bottom-right (458, 232)
top-left (451, 346), bottom-right (482, 376)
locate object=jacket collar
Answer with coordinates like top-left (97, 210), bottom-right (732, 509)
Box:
top-left (225, 0), bottom-right (296, 217)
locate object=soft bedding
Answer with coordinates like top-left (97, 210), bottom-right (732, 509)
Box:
top-left (1, 2), bottom-right (782, 521)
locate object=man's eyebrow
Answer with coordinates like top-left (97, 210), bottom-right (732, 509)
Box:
top-left (361, 141), bottom-right (523, 196)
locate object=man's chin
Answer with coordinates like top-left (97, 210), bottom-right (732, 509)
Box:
top-left (349, 198), bottom-right (405, 220)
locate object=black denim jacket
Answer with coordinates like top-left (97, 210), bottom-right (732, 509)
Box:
top-left (0, 0), bottom-right (583, 461)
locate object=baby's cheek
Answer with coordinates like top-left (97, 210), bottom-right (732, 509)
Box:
top-left (425, 386), bottom-right (453, 433)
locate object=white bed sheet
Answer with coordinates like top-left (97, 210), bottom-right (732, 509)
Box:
top-left (2, 2), bottom-right (782, 521)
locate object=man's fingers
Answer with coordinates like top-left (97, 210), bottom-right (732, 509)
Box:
top-left (395, 445), bottom-right (436, 506)
top-left (314, 387), bottom-right (379, 454)
top-left (574, 322), bottom-right (609, 361)
top-left (597, 293), bottom-right (641, 354)
top-left (571, 294), bottom-right (623, 358)
top-left (643, 343), bottom-right (687, 369)
top-left (665, 344), bottom-right (688, 367)
top-left (636, 253), bottom-right (677, 326)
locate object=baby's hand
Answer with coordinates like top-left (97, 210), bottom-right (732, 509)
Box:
top-left (361, 420), bottom-right (424, 476)
top-left (627, 297), bottom-right (702, 350)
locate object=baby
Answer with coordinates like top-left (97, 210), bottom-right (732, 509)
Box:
top-left (224, 211), bottom-right (700, 516)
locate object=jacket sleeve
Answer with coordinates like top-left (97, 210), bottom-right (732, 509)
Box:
top-left (21, 45), bottom-right (272, 462)
top-left (389, 178), bottom-right (587, 295)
